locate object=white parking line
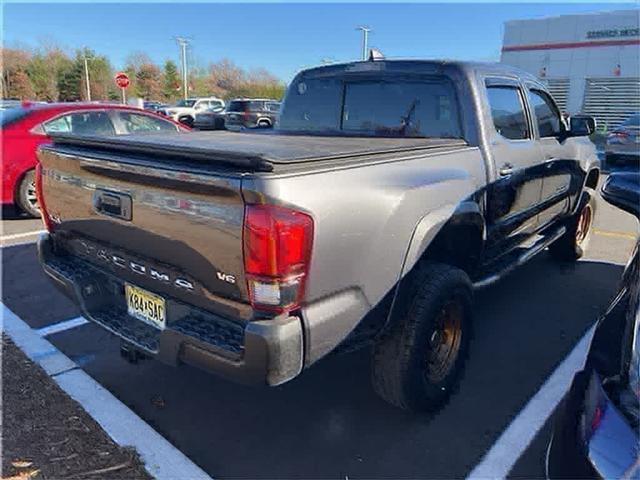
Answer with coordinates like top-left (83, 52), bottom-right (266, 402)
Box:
top-left (2, 303), bottom-right (212, 480)
top-left (0, 229), bottom-right (46, 241)
top-left (467, 324), bottom-right (595, 479)
top-left (36, 316), bottom-right (89, 337)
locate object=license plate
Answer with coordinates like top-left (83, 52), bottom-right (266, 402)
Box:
top-left (125, 284), bottom-right (166, 330)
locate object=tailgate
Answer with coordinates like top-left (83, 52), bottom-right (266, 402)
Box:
top-left (37, 144), bottom-right (252, 321)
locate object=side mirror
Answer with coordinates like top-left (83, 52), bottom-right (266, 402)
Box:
top-left (601, 172), bottom-right (640, 218)
top-left (569, 115), bottom-right (596, 136)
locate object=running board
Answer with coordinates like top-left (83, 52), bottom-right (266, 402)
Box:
top-left (473, 226), bottom-right (566, 289)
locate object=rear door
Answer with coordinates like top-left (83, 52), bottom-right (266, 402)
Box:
top-left (483, 78), bottom-right (545, 260)
top-left (526, 87), bottom-right (574, 228)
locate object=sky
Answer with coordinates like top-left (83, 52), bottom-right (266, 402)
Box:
top-left (3, 2), bottom-right (637, 81)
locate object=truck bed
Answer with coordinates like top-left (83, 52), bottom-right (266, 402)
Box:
top-left (51, 131), bottom-right (468, 173)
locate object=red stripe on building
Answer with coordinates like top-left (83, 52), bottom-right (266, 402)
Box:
top-left (502, 38), bottom-right (640, 52)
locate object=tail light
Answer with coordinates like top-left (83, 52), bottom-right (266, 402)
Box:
top-left (35, 162), bottom-right (54, 232)
top-left (608, 131), bottom-right (629, 140)
top-left (243, 105), bottom-right (250, 122)
top-left (243, 204), bottom-right (313, 314)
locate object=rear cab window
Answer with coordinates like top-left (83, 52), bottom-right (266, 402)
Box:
top-left (485, 85), bottom-right (530, 140)
top-left (278, 74), bottom-right (463, 139)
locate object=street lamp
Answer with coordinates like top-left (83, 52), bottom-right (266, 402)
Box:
top-left (174, 37), bottom-right (191, 100)
top-left (356, 26), bottom-right (371, 61)
top-left (83, 50), bottom-right (91, 101)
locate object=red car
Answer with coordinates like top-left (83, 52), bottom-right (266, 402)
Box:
top-left (2, 103), bottom-right (188, 217)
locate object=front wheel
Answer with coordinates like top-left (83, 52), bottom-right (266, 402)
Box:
top-left (178, 115), bottom-right (194, 128)
top-left (549, 189), bottom-right (595, 261)
top-left (17, 170), bottom-right (40, 218)
top-left (371, 262), bottom-right (473, 412)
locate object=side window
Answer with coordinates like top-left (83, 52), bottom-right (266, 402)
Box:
top-left (43, 116), bottom-right (71, 134)
top-left (528, 90), bottom-right (562, 138)
top-left (44, 111), bottom-right (115, 136)
top-left (486, 86), bottom-right (530, 140)
top-left (267, 102), bottom-right (280, 112)
top-left (117, 112), bottom-right (178, 133)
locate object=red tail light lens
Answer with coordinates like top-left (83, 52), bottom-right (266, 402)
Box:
top-left (35, 162), bottom-right (54, 232)
top-left (243, 204), bottom-right (313, 313)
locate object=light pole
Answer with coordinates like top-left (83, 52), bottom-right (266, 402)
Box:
top-left (83, 52), bottom-right (91, 101)
top-left (356, 26), bottom-right (371, 61)
top-left (175, 37), bottom-right (190, 100)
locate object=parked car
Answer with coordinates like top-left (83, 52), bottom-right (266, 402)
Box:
top-left (546, 171), bottom-right (639, 479)
top-left (224, 99), bottom-right (280, 130)
top-left (605, 113), bottom-right (640, 169)
top-left (143, 101), bottom-right (169, 113)
top-left (2, 103), bottom-right (187, 217)
top-left (193, 105), bottom-right (227, 131)
top-left (159, 97), bottom-right (225, 127)
top-left (0, 99), bottom-right (23, 110)
top-left (37, 60), bottom-right (600, 411)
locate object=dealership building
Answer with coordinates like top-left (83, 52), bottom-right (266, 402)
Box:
top-left (501, 9), bottom-right (639, 130)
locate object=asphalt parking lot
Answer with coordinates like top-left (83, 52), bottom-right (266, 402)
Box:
top-left (2, 176), bottom-right (638, 479)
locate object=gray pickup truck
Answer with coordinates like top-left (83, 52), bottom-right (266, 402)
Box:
top-left (37, 59), bottom-right (600, 411)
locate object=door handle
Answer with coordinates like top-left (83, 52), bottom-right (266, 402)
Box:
top-left (499, 163), bottom-right (514, 177)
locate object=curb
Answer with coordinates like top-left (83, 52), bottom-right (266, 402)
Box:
top-left (2, 303), bottom-right (213, 480)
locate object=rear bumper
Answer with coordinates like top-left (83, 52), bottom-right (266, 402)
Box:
top-left (37, 233), bottom-right (303, 386)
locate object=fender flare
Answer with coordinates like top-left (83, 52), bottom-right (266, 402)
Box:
top-left (378, 200), bottom-right (485, 336)
top-left (398, 200), bottom-right (485, 280)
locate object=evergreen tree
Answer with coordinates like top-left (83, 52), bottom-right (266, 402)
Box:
top-left (162, 60), bottom-right (180, 101)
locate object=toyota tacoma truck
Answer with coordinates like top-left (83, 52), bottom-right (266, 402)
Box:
top-left (36, 59), bottom-right (600, 412)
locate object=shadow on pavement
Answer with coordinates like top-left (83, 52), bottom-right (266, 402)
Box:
top-left (47, 254), bottom-right (625, 479)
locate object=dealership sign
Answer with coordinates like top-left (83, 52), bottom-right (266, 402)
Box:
top-left (587, 27), bottom-right (640, 39)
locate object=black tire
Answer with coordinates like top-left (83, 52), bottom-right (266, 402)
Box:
top-left (548, 189), bottom-right (596, 262)
top-left (17, 170), bottom-right (40, 218)
top-left (371, 262), bottom-right (473, 412)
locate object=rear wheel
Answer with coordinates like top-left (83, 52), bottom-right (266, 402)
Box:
top-left (257, 119), bottom-right (271, 128)
top-left (371, 262), bottom-right (473, 412)
top-left (549, 189), bottom-right (595, 261)
top-left (17, 170), bottom-right (40, 218)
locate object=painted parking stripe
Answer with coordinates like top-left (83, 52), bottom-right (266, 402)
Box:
top-left (0, 229), bottom-right (46, 241)
top-left (2, 303), bottom-right (212, 480)
top-left (594, 229), bottom-right (638, 241)
top-left (36, 316), bottom-right (89, 337)
top-left (467, 324), bottom-right (596, 479)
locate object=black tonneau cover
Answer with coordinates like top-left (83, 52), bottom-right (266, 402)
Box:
top-left (50, 131), bottom-right (467, 173)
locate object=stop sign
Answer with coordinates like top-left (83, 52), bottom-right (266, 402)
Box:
top-left (114, 72), bottom-right (130, 89)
